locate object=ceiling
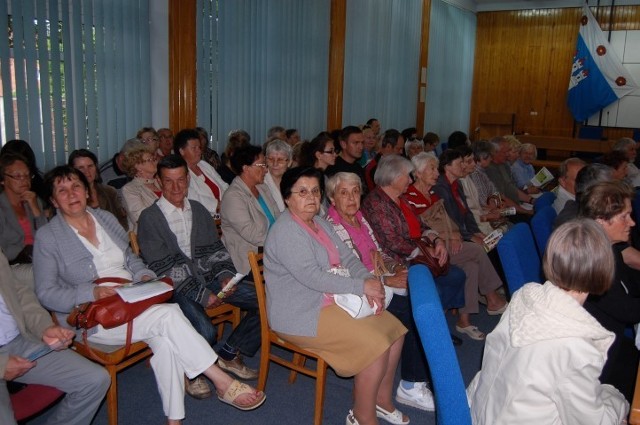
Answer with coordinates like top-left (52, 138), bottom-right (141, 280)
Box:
top-left (445, 0), bottom-right (640, 12)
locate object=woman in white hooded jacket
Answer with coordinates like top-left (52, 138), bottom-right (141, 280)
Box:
top-left (468, 219), bottom-right (628, 425)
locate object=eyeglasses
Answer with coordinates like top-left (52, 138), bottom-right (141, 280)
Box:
top-left (4, 173), bottom-right (33, 181)
top-left (291, 187), bottom-right (322, 198)
top-left (323, 149), bottom-right (336, 154)
top-left (251, 163), bottom-right (268, 168)
top-left (266, 157), bottom-right (288, 165)
top-left (142, 137), bottom-right (159, 144)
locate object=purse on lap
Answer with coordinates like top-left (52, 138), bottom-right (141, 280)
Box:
top-left (409, 237), bottom-right (450, 278)
top-left (328, 265), bottom-right (394, 319)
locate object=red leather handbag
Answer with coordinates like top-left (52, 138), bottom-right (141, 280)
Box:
top-left (410, 237), bottom-right (450, 278)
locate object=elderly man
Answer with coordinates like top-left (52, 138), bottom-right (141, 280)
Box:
top-left (0, 250), bottom-right (109, 425)
top-left (552, 157), bottom-right (586, 214)
top-left (484, 137), bottom-right (534, 209)
top-left (137, 155), bottom-right (260, 400)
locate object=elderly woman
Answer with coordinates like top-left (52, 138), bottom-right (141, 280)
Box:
top-left (120, 144), bottom-right (161, 231)
top-left (263, 139), bottom-right (293, 212)
top-left (0, 153), bottom-right (46, 268)
top-left (468, 219), bottom-right (629, 424)
top-left (69, 149), bottom-right (128, 230)
top-left (265, 166), bottom-right (407, 425)
top-left (404, 137), bottom-right (424, 160)
top-left (406, 153), bottom-right (507, 340)
top-left (137, 127), bottom-right (161, 158)
top-left (326, 172), bottom-right (437, 411)
top-left (510, 143), bottom-right (539, 193)
top-left (220, 145), bottom-right (280, 277)
top-left (580, 181), bottom-right (640, 402)
top-left (175, 128), bottom-right (228, 217)
top-left (361, 155), bottom-right (466, 322)
top-left (613, 137), bottom-right (640, 187)
top-left (33, 166), bottom-right (265, 424)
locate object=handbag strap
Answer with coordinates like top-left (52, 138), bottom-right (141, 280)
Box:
top-left (80, 320), bottom-right (134, 365)
top-left (94, 277), bottom-right (131, 285)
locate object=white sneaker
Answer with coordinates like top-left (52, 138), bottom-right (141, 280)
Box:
top-left (395, 381), bottom-right (435, 412)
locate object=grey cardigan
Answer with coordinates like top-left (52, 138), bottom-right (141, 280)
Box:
top-left (264, 210), bottom-right (371, 337)
top-left (33, 208), bottom-right (154, 322)
top-left (0, 192), bottom-right (47, 261)
top-left (220, 176), bottom-right (280, 275)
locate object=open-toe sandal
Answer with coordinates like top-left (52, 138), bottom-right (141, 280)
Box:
top-left (456, 325), bottom-right (486, 341)
top-left (376, 404), bottom-right (410, 425)
top-left (217, 379), bottom-right (266, 411)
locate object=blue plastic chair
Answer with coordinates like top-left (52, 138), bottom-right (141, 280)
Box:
top-left (408, 265), bottom-right (472, 425)
top-left (534, 191), bottom-right (555, 212)
top-left (496, 223), bottom-right (542, 297)
top-left (530, 206), bottom-right (557, 256)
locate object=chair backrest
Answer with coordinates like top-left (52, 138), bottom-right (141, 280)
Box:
top-left (496, 223), bottom-right (542, 296)
top-left (534, 191), bottom-right (555, 212)
top-left (10, 383), bottom-right (64, 421)
top-left (129, 231), bottom-right (140, 255)
top-left (530, 206), bottom-right (557, 256)
top-left (248, 251), bottom-right (270, 335)
top-left (408, 265), bottom-right (472, 425)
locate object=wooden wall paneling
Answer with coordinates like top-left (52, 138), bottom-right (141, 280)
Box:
top-left (327, 0), bottom-right (346, 131)
top-left (470, 6), bottom-right (640, 142)
top-left (168, 0), bottom-right (197, 131)
top-left (416, 0), bottom-right (431, 136)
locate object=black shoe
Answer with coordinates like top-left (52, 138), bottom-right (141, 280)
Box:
top-left (451, 333), bottom-right (463, 346)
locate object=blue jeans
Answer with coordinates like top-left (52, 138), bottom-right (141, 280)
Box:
top-left (173, 278), bottom-right (261, 357)
top-left (386, 264), bottom-right (466, 383)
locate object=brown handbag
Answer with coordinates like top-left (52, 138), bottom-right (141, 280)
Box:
top-left (67, 276), bottom-right (173, 330)
top-left (410, 237), bottom-right (450, 278)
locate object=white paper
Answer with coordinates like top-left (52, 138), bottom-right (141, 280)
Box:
top-left (115, 280), bottom-right (173, 303)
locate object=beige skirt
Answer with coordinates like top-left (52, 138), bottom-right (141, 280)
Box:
top-left (277, 304), bottom-right (407, 377)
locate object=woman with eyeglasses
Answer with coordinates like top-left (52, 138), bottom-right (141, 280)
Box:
top-left (220, 145), bottom-right (280, 277)
top-left (137, 126), bottom-right (161, 159)
top-left (263, 139), bottom-right (293, 212)
top-left (120, 144), bottom-right (162, 231)
top-left (265, 166), bottom-right (408, 425)
top-left (69, 148), bottom-right (128, 230)
top-left (0, 153), bottom-right (46, 266)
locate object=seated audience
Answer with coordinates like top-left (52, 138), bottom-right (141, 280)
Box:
top-left (485, 137), bottom-right (535, 209)
top-left (601, 150), bottom-right (630, 182)
top-left (361, 155), bottom-right (466, 344)
top-left (264, 166), bottom-right (408, 425)
top-left (0, 249), bottom-right (110, 425)
top-left (285, 128), bottom-right (300, 147)
top-left (263, 139), bottom-right (293, 212)
top-left (613, 137), bottom-right (640, 187)
top-left (407, 152), bottom-right (507, 339)
top-left (422, 132), bottom-right (439, 153)
top-left (196, 126), bottom-right (221, 169)
top-left (69, 149), bottom-right (128, 230)
top-left (138, 155), bottom-right (262, 396)
top-left (0, 154), bottom-right (46, 269)
top-left (325, 126), bottom-right (366, 185)
top-left (0, 140), bottom-right (47, 202)
top-left (357, 125), bottom-right (377, 167)
top-left (404, 137), bottom-right (424, 160)
top-left (300, 132), bottom-right (337, 172)
top-left (98, 138), bottom-right (143, 189)
top-left (552, 157), bottom-right (586, 214)
top-left (366, 117), bottom-right (381, 137)
top-left (266, 126), bottom-right (286, 144)
top-left (468, 219), bottom-right (629, 424)
top-left (220, 145), bottom-right (280, 276)
top-left (33, 166), bottom-right (266, 424)
top-left (175, 128), bottom-right (228, 217)
top-left (157, 127), bottom-right (174, 158)
top-left (447, 131), bottom-right (469, 150)
top-left (364, 129), bottom-right (405, 192)
top-left (510, 142), bottom-right (539, 193)
top-left (325, 172), bottom-right (435, 411)
top-left (580, 181), bottom-right (640, 402)
top-left (218, 130), bottom-right (251, 184)
top-left (503, 135), bottom-right (521, 165)
top-left (120, 143), bottom-right (162, 231)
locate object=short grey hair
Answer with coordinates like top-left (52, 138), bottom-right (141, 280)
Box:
top-left (404, 139), bottom-right (424, 157)
top-left (558, 157), bottom-right (586, 179)
top-left (411, 151), bottom-right (438, 173)
top-left (374, 154), bottom-right (414, 187)
top-left (265, 139), bottom-right (293, 160)
top-left (325, 172), bottom-right (362, 200)
top-left (519, 143), bottom-right (538, 158)
top-left (613, 137), bottom-right (636, 152)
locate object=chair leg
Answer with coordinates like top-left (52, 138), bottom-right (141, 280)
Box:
top-left (257, 344), bottom-right (270, 392)
top-left (313, 361), bottom-right (327, 425)
top-left (106, 366), bottom-right (118, 425)
top-left (216, 322), bottom-right (225, 341)
top-left (289, 353), bottom-right (306, 384)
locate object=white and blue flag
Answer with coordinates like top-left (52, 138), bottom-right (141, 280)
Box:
top-left (568, 5), bottom-right (637, 122)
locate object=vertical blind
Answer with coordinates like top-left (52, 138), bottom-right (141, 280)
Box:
top-left (423, 0), bottom-right (476, 140)
top-left (342, 0), bottom-right (422, 131)
top-left (196, 0), bottom-right (330, 150)
top-left (0, 0), bottom-right (151, 170)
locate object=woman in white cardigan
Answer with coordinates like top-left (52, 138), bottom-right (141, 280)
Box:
top-left (174, 128), bottom-right (228, 216)
top-left (468, 219), bottom-right (628, 425)
top-left (220, 145), bottom-right (280, 276)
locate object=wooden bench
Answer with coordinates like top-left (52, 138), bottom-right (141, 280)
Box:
top-left (518, 135), bottom-right (614, 155)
